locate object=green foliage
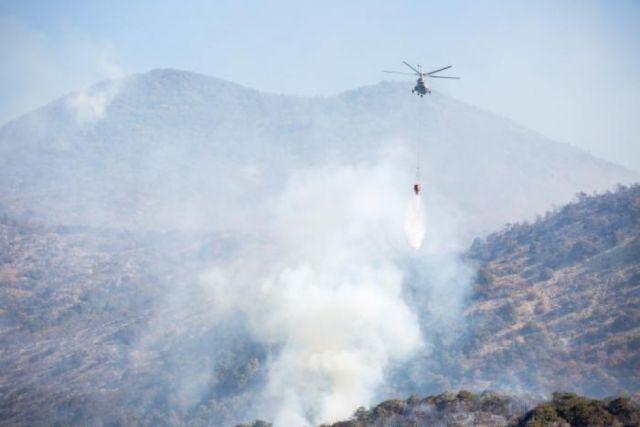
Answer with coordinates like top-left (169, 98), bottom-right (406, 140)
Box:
top-left (521, 403), bottom-right (563, 426)
top-left (551, 392), bottom-right (618, 426)
top-left (607, 397), bottom-right (640, 426)
top-left (457, 389), bottom-right (474, 400)
top-left (518, 392), bottom-right (639, 427)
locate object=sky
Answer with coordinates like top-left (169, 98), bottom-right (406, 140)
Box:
top-left (1, 0), bottom-right (639, 171)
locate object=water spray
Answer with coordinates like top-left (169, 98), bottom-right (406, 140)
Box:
top-left (404, 96), bottom-right (427, 249)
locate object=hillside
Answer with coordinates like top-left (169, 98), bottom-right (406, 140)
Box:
top-left (0, 217), bottom-right (262, 426)
top-left (465, 184), bottom-right (640, 395)
top-left (0, 69), bottom-right (636, 238)
top-left (1, 185), bottom-right (638, 425)
top-left (395, 184), bottom-right (640, 399)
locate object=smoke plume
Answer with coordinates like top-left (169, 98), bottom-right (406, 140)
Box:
top-left (199, 160), bottom-right (425, 425)
top-left (67, 54), bottom-right (124, 125)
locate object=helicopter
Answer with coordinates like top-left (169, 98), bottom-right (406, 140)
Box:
top-left (383, 61), bottom-right (459, 97)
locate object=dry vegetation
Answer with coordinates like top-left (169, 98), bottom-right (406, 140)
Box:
top-left (1, 185), bottom-right (638, 425)
top-left (462, 184), bottom-right (640, 396)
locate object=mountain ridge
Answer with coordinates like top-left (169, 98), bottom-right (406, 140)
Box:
top-left (1, 68), bottom-right (636, 239)
top-left (3, 67), bottom-right (638, 177)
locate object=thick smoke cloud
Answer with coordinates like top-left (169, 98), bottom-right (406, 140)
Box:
top-left (198, 159), bottom-right (430, 425)
top-left (188, 145), bottom-right (475, 425)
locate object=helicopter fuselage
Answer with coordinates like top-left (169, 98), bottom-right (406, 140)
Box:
top-left (384, 61), bottom-right (457, 97)
top-left (412, 77), bottom-right (430, 97)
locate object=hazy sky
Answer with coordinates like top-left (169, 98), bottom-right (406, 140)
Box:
top-left (1, 0), bottom-right (639, 171)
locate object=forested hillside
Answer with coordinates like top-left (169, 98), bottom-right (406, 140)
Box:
top-left (397, 185), bottom-right (640, 399)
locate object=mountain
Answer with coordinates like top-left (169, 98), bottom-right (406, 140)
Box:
top-left (396, 184), bottom-right (640, 398)
top-left (0, 69), bottom-right (636, 237)
top-left (1, 70), bottom-right (639, 425)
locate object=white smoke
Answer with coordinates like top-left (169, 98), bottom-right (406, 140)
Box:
top-left (68, 83), bottom-right (118, 124)
top-left (67, 51), bottom-right (124, 124)
top-left (404, 195), bottom-right (427, 249)
top-left (199, 160), bottom-right (424, 425)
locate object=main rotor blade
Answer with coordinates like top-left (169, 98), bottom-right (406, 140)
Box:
top-left (427, 65), bottom-right (452, 75)
top-left (402, 61), bottom-right (422, 75)
top-left (430, 75), bottom-right (460, 79)
top-left (383, 70), bottom-right (416, 75)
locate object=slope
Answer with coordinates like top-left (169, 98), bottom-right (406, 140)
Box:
top-left (398, 185), bottom-right (640, 398)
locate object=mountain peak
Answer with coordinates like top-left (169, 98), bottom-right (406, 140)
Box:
top-left (0, 70), bottom-right (636, 234)
top-left (133, 68), bottom-right (248, 90)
